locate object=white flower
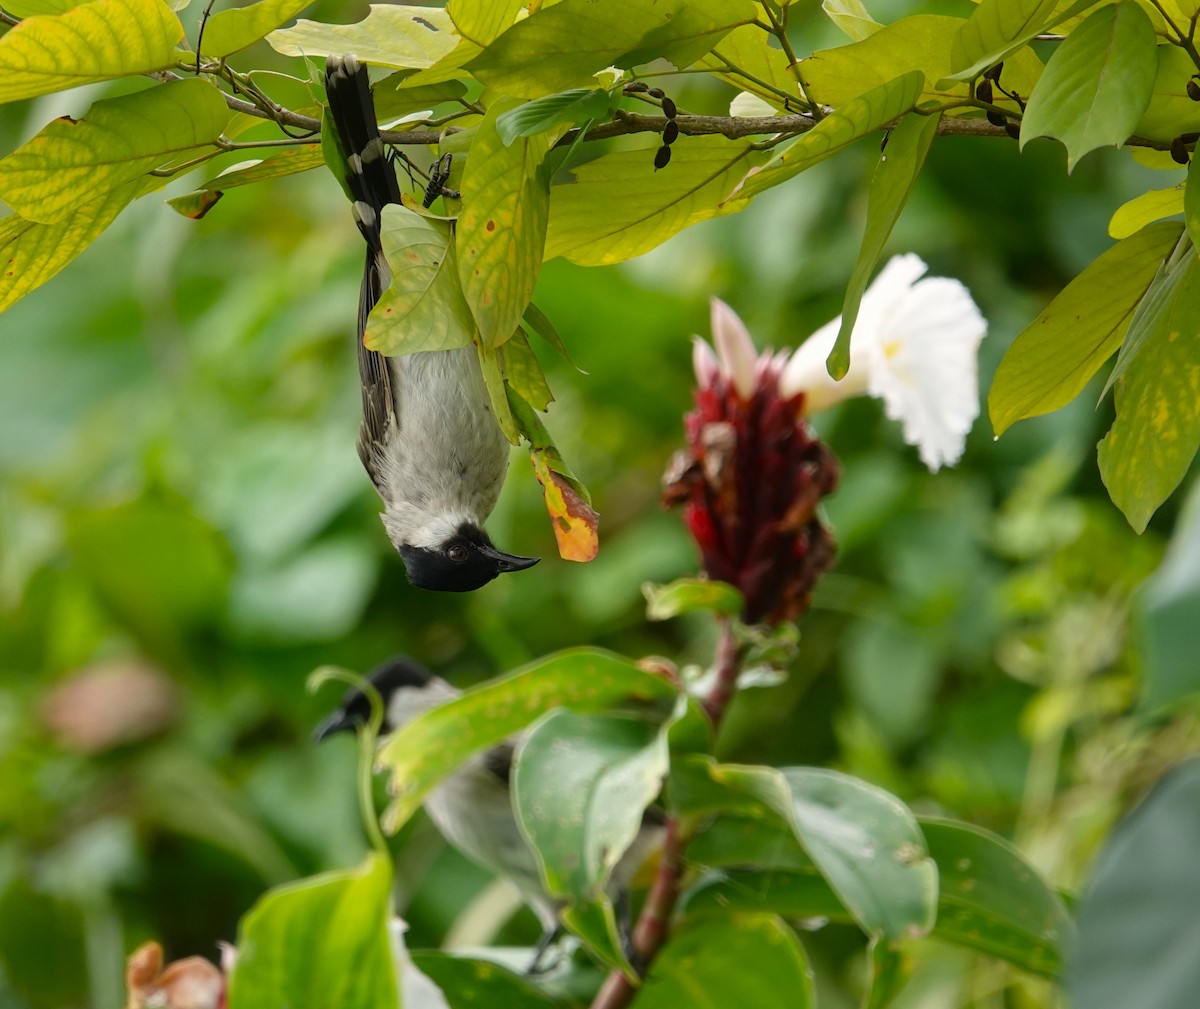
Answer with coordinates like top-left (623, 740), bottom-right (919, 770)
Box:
top-left (780, 254), bottom-right (987, 471)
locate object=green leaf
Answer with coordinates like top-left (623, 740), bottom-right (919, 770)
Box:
top-left (827, 110), bottom-right (940, 379)
top-left (946, 0), bottom-right (1060, 82)
top-left (727, 72), bottom-right (925, 204)
top-left (4, 0), bottom-right (81, 14)
top-left (1098, 251), bottom-right (1200, 531)
top-left (467, 0), bottom-right (756, 100)
top-left (1186, 156), bottom-right (1200, 252)
top-left (546, 136), bottom-right (764, 266)
top-left (1137, 481), bottom-right (1200, 709)
top-left (447, 0), bottom-right (525, 45)
top-left (165, 188), bottom-right (223, 219)
top-left (636, 914), bottom-right (815, 1009)
top-left (366, 205), bottom-right (476, 355)
top-left (372, 73), bottom-right (469, 121)
top-left (1135, 45), bottom-right (1200, 143)
top-left (685, 814), bottom-right (816, 871)
top-left (698, 24), bottom-right (801, 111)
top-left (0, 0), bottom-right (183, 104)
top-left (188, 146), bottom-right (327, 193)
top-left (0, 177), bottom-right (147, 314)
top-left (1018, 2), bottom-right (1158, 172)
top-left (0, 79), bottom-right (230, 225)
top-left (507, 388), bottom-right (600, 562)
top-left (410, 952), bottom-right (556, 1009)
top-left (1067, 761), bottom-right (1200, 1009)
top-left (268, 4), bottom-right (459, 68)
top-left (200, 0), bottom-right (312, 58)
top-left (1109, 185), bottom-right (1184, 239)
top-left (643, 577), bottom-right (744, 621)
top-left (988, 220), bottom-right (1183, 436)
top-left (682, 867), bottom-right (847, 920)
top-left (476, 341), bottom-right (520, 443)
top-left (377, 649), bottom-right (678, 830)
top-left (684, 761), bottom-right (938, 940)
top-left (495, 89), bottom-right (614, 145)
top-left (921, 818), bottom-right (1073, 978)
top-left (499, 330), bottom-right (552, 411)
top-left (521, 300), bottom-right (577, 366)
top-left (226, 854), bottom-right (399, 1009)
top-left (800, 15), bottom-right (1042, 112)
top-left (822, 0), bottom-right (881, 41)
top-left (456, 98), bottom-right (554, 350)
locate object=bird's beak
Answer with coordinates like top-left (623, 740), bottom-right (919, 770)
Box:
top-left (483, 546), bottom-right (540, 573)
top-left (313, 711), bottom-right (356, 743)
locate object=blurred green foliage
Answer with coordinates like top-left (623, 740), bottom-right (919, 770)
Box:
top-left (3, 2), bottom-right (1200, 1006)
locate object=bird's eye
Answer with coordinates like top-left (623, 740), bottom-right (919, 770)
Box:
top-left (447, 543), bottom-right (469, 563)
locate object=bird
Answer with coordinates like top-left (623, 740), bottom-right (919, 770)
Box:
top-left (323, 55), bottom-right (539, 592)
top-left (314, 656), bottom-right (665, 971)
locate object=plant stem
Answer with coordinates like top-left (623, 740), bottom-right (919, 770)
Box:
top-left (703, 617), bottom-right (744, 723)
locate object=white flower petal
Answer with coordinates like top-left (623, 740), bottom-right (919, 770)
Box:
top-left (692, 336), bottom-right (720, 387)
top-left (866, 276), bottom-right (987, 471)
top-left (779, 317), bottom-right (871, 410)
top-left (710, 298), bottom-right (758, 398)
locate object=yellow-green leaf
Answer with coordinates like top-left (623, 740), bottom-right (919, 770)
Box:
top-left (1109, 185), bottom-right (1184, 239)
top-left (946, 0), bottom-right (1060, 82)
top-left (477, 342), bottom-right (519, 444)
top-left (191, 146), bottom-right (326, 194)
top-left (1134, 45), bottom-right (1200, 143)
top-left (200, 0), bottom-right (313, 58)
top-left (0, 177), bottom-right (148, 314)
top-left (0, 0), bottom-right (183, 104)
top-left (822, 0), bottom-right (881, 40)
top-left (0, 79), bottom-right (230, 225)
top-left (5, 0), bottom-right (81, 14)
top-left (727, 72), bottom-right (924, 205)
top-left (467, 0), bottom-right (756, 100)
top-left (499, 330), bottom-right (552, 411)
top-left (698, 24), bottom-right (801, 112)
top-left (456, 98), bottom-right (554, 350)
top-left (1186, 156), bottom-right (1200, 252)
top-left (268, 4), bottom-right (458, 69)
top-left (447, 0), bottom-right (523, 45)
top-left (547, 135), bottom-right (764, 266)
top-left (367, 205), bottom-right (476, 355)
top-left (989, 220), bottom-right (1182, 435)
top-left (166, 188), bottom-right (222, 218)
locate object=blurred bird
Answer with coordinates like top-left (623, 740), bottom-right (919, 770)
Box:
top-left (314, 656), bottom-right (664, 970)
top-left (324, 55), bottom-right (538, 591)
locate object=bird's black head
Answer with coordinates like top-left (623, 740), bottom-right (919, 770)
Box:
top-left (313, 656), bottom-right (432, 741)
top-left (399, 522), bottom-right (539, 592)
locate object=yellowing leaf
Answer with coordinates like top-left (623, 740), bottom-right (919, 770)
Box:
top-left (1135, 45), bottom-right (1200, 143)
top-left (166, 188), bottom-right (222, 219)
top-left (1109, 186), bottom-right (1184, 239)
top-left (698, 24), bottom-right (801, 112)
top-left (447, 0), bottom-right (523, 45)
top-left (200, 0), bottom-right (314, 58)
top-left (268, 5), bottom-right (458, 68)
top-left (0, 0), bottom-right (183, 104)
top-left (457, 98), bottom-right (555, 350)
top-left (546, 135), bottom-right (764, 266)
top-left (0, 79), bottom-right (230, 225)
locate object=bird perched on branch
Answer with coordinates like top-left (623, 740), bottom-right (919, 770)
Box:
top-left (324, 55), bottom-right (538, 591)
top-left (314, 656), bottom-right (664, 971)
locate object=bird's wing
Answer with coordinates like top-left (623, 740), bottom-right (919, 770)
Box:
top-left (481, 740), bottom-right (516, 786)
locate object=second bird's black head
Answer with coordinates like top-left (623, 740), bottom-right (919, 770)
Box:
top-left (400, 522), bottom-right (538, 592)
top-left (313, 656), bottom-right (433, 741)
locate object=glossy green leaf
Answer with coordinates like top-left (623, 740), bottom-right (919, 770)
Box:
top-left (411, 952), bottom-right (556, 1009)
top-left (727, 72), bottom-right (924, 204)
top-left (801, 15), bottom-right (1042, 111)
top-left (495, 89), bottom-right (613, 145)
top-left (1134, 45), bottom-right (1200, 143)
top-left (200, 0), bottom-right (312, 58)
top-left (635, 913), bottom-right (815, 1009)
top-left (0, 0), bottom-right (182, 103)
top-left (947, 0), bottom-right (1061, 82)
top-left (477, 341), bottom-right (519, 444)
top-left (507, 388), bottom-right (599, 562)
top-left (4, 0), bottom-right (80, 14)
top-left (921, 818), bottom-right (1072, 978)
top-left (378, 649), bottom-right (677, 830)
top-left (822, 0), bottom-right (881, 41)
top-left (0, 177), bottom-right (148, 314)
top-left (682, 867), bottom-right (846, 920)
top-left (268, 5), bottom-right (459, 68)
top-left (521, 300), bottom-right (577, 366)
top-left (643, 577), bottom-right (744, 621)
top-left (499, 330), bottom-right (552, 411)
top-left (1098, 251), bottom-right (1200, 531)
top-left (457, 99), bottom-right (554, 350)
top-left (1137, 481), bottom-right (1200, 709)
top-left (685, 761), bottom-right (938, 940)
top-left (1186, 156), bottom-right (1200, 252)
top-left (226, 853), bottom-right (399, 1009)
top-left (372, 74), bottom-right (469, 121)
top-left (685, 814), bottom-right (816, 871)
top-left (0, 79), bottom-right (230, 225)
top-left (1019, 2), bottom-right (1158, 171)
top-left (698, 24), bottom-right (800, 111)
top-left (367, 205), bottom-right (476, 355)
top-left (1109, 185), bottom-right (1184, 239)
top-left (467, 0), bottom-right (756, 100)
top-left (447, 0), bottom-right (524, 45)
top-left (1067, 761), bottom-right (1200, 1009)
top-left (547, 136), bottom-right (764, 266)
top-left (989, 220), bottom-right (1183, 436)
top-left (828, 109), bottom-right (940, 379)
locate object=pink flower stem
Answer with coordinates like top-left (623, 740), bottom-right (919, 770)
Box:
top-left (589, 619), bottom-right (744, 1009)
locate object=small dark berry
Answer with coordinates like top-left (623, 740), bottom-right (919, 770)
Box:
top-left (662, 120), bottom-right (679, 145)
top-left (654, 145), bottom-right (672, 170)
top-left (1189, 79), bottom-right (1200, 101)
top-left (975, 80), bottom-right (993, 103)
top-left (986, 109), bottom-right (1007, 128)
top-left (1171, 136), bottom-right (1190, 164)
top-left (662, 97), bottom-right (677, 119)
top-left (1004, 122), bottom-right (1020, 140)
top-left (624, 82), bottom-right (648, 93)
top-left (984, 62), bottom-right (1004, 82)
top-left (648, 87), bottom-right (665, 99)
